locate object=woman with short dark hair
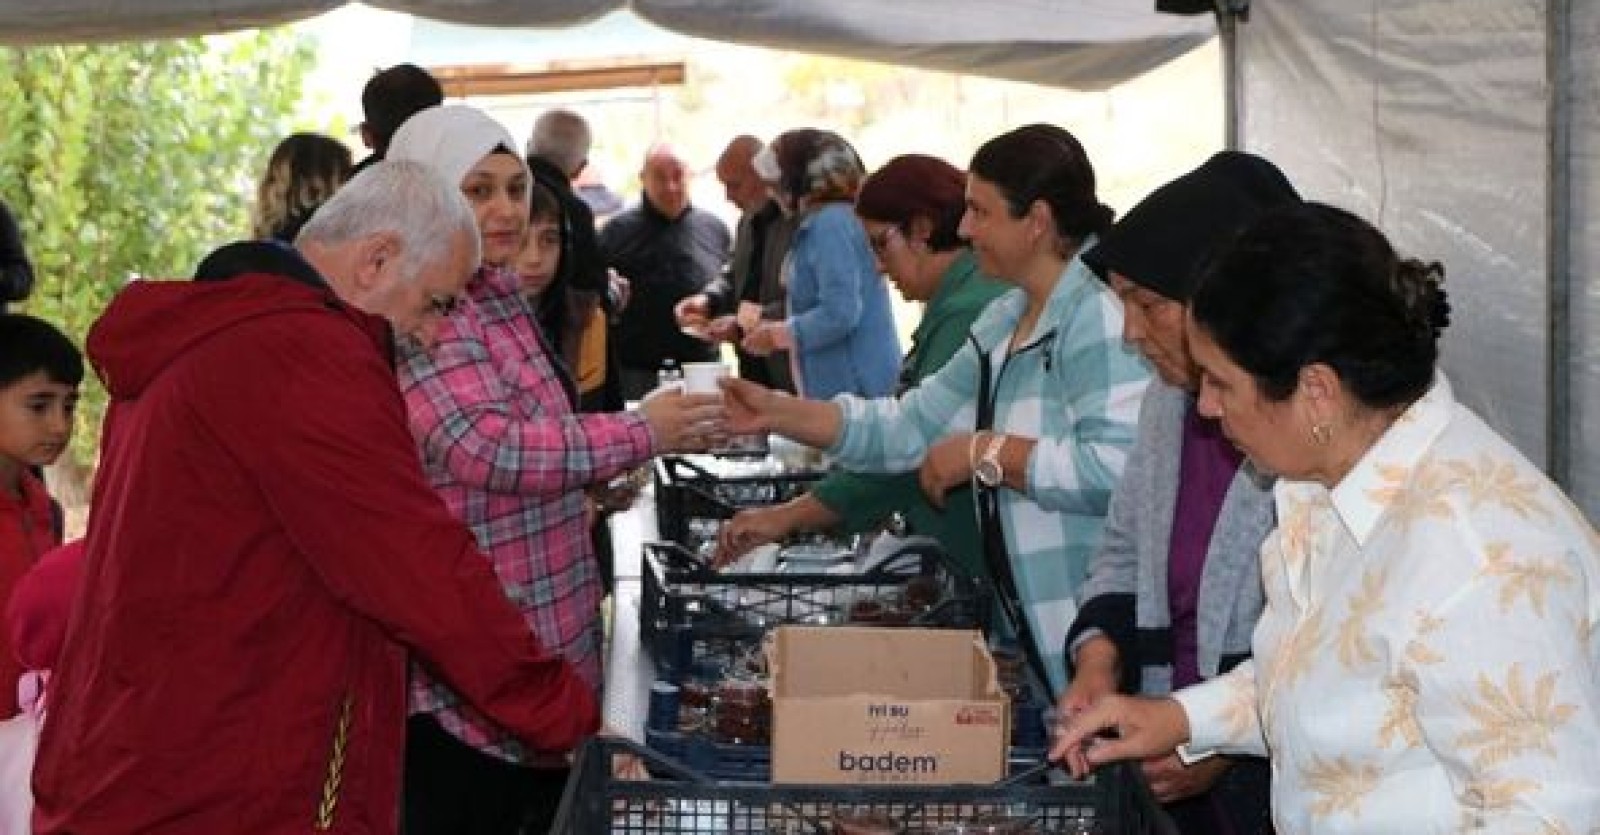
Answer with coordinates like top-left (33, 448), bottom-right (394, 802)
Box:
top-left (1056, 202), bottom-right (1600, 832)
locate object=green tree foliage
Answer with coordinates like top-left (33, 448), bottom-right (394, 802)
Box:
top-left (0, 30), bottom-right (316, 484)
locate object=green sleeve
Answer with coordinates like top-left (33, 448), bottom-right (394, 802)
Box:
top-left (813, 280), bottom-right (1004, 534)
top-left (809, 468), bottom-right (922, 533)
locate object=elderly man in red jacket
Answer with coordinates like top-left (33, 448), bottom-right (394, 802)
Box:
top-left (30, 160), bottom-right (600, 835)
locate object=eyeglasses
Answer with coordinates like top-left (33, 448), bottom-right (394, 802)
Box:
top-left (425, 292), bottom-right (462, 318)
top-left (867, 225), bottom-right (903, 257)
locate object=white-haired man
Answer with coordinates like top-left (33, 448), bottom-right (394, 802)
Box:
top-left (31, 161), bottom-right (599, 835)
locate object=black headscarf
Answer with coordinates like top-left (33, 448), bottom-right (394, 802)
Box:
top-left (1081, 151), bottom-right (1301, 302)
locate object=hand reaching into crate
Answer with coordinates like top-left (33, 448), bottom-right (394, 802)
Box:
top-left (1050, 694), bottom-right (1189, 780)
top-left (1060, 634), bottom-right (1121, 717)
top-left (711, 495), bottom-right (838, 568)
top-left (916, 431), bottom-right (981, 507)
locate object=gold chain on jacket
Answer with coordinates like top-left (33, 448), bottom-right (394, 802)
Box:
top-left (314, 693), bottom-right (354, 830)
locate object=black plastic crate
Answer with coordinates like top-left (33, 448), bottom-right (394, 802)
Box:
top-left (639, 540), bottom-right (992, 679)
top-left (644, 729), bottom-right (772, 781)
top-left (653, 455), bottom-right (827, 552)
top-left (551, 737), bottom-right (1176, 834)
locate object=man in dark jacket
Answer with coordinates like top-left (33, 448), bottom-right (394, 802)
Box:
top-left (31, 161), bottom-right (599, 835)
top-left (352, 63), bottom-right (443, 176)
top-left (600, 144), bottom-right (731, 400)
top-left (675, 135), bottom-right (797, 392)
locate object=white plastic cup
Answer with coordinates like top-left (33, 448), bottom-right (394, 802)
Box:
top-left (681, 361), bottom-right (729, 395)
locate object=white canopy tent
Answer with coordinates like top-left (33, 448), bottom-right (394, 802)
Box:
top-left (1233, 1), bottom-right (1597, 519)
top-left (0, 1), bottom-right (1215, 90)
top-left (1, 0), bottom-right (1593, 519)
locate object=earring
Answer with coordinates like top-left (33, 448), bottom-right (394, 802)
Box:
top-left (1310, 422), bottom-right (1333, 446)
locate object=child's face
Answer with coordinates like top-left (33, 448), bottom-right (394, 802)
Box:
top-left (0, 371), bottom-right (78, 469)
top-left (515, 218), bottom-right (562, 299)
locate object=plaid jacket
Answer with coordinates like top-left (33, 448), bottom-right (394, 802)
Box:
top-left (397, 265), bottom-right (655, 763)
top-left (830, 247), bottom-right (1149, 691)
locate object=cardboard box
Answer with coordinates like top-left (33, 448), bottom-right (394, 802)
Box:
top-left (767, 626), bottom-right (1009, 785)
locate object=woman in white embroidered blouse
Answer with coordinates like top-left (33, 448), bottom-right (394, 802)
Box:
top-left (1054, 203), bottom-right (1600, 833)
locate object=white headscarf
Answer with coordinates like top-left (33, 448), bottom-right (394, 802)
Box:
top-left (387, 104), bottom-right (526, 198)
top-left (751, 143), bottom-right (781, 184)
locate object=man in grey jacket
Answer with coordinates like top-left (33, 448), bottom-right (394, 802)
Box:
top-left (673, 135), bottom-right (797, 392)
top-left (1062, 152), bottom-right (1301, 835)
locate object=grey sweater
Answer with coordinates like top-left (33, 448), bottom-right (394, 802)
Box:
top-left (1067, 380), bottom-right (1274, 695)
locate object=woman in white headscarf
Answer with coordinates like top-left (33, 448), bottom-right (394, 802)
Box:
top-left (386, 105), bottom-right (723, 835)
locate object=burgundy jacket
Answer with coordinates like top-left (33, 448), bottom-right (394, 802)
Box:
top-left (0, 468), bottom-right (56, 718)
top-left (32, 258), bottom-right (598, 834)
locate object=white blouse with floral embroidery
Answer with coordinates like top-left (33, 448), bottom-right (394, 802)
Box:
top-left (1174, 374), bottom-right (1600, 834)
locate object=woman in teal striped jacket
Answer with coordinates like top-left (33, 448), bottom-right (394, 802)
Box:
top-left (721, 125), bottom-right (1150, 695)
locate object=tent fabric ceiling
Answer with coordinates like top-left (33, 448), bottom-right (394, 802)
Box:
top-left (0, 1), bottom-right (1215, 90)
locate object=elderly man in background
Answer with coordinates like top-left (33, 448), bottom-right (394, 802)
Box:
top-left (601, 143), bottom-right (731, 400)
top-left (30, 161), bottom-right (599, 835)
top-left (529, 107), bottom-right (621, 218)
top-left (674, 135), bottom-right (797, 392)
top-left (527, 108), bottom-right (590, 188)
top-left (528, 108), bottom-right (631, 350)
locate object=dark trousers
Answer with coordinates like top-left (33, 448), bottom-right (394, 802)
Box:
top-left (404, 714), bottom-right (570, 835)
top-left (1164, 757), bottom-right (1274, 835)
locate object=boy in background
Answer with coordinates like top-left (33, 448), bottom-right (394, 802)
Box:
top-left (0, 314), bottom-right (80, 718)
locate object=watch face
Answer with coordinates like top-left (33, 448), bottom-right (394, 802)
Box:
top-left (976, 458), bottom-right (1003, 488)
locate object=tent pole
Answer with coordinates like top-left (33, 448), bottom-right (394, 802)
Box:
top-left (1216, 1), bottom-right (1247, 151)
top-left (1546, 0), bottom-right (1572, 486)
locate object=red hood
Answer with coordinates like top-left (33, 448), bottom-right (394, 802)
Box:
top-left (87, 273), bottom-right (389, 400)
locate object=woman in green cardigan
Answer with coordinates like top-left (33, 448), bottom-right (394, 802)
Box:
top-left (713, 154), bottom-right (1006, 580)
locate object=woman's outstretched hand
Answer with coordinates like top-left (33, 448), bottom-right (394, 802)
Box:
top-left (719, 376), bottom-right (777, 435)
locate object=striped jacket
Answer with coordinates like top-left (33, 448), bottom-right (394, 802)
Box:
top-left (830, 246), bottom-right (1149, 691)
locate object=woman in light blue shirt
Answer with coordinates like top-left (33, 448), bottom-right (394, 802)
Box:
top-left (741, 129), bottom-right (900, 399)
